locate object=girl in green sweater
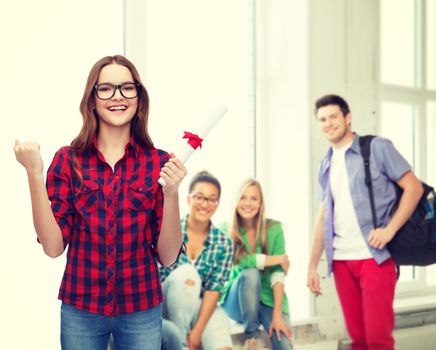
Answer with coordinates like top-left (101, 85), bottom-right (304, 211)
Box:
top-left (221, 179), bottom-right (293, 350)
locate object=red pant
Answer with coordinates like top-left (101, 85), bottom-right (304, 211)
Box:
top-left (333, 259), bottom-right (397, 350)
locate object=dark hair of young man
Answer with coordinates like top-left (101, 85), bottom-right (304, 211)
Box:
top-left (314, 94), bottom-right (351, 117)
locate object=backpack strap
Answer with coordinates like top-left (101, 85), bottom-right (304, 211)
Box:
top-left (359, 135), bottom-right (377, 229)
top-left (359, 135), bottom-right (400, 278)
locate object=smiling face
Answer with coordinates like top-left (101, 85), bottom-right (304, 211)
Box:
top-left (316, 104), bottom-right (353, 147)
top-left (237, 184), bottom-right (262, 224)
top-left (187, 182), bottom-right (220, 224)
top-left (94, 63), bottom-right (138, 130)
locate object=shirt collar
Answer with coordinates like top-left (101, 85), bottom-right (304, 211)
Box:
top-left (91, 136), bottom-right (98, 151)
top-left (326, 132), bottom-right (361, 159)
top-left (348, 132), bottom-right (361, 155)
top-left (90, 134), bottom-right (139, 158)
top-left (127, 135), bottom-right (140, 158)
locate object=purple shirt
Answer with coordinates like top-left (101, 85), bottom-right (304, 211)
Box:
top-left (318, 135), bottom-right (411, 275)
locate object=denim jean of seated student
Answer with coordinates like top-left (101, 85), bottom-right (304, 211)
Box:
top-left (162, 264), bottom-right (232, 350)
top-left (162, 319), bottom-right (183, 350)
top-left (221, 268), bottom-right (293, 350)
top-left (60, 302), bottom-right (162, 350)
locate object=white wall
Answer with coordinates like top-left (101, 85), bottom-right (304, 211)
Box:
top-left (256, 0), bottom-right (311, 321)
top-left (1, 1), bottom-right (124, 348)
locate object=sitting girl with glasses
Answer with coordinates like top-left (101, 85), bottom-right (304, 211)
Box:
top-left (220, 179), bottom-right (293, 350)
top-left (160, 170), bottom-right (233, 350)
top-left (14, 55), bottom-right (187, 350)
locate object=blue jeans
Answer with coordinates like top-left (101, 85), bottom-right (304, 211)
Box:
top-left (61, 302), bottom-right (162, 350)
top-left (162, 264), bottom-right (232, 350)
top-left (221, 268), bottom-right (293, 350)
top-left (161, 319), bottom-right (183, 350)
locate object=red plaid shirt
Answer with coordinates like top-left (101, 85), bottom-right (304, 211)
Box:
top-left (46, 137), bottom-right (169, 316)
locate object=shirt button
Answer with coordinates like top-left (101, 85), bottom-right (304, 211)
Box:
top-left (114, 175), bottom-right (120, 182)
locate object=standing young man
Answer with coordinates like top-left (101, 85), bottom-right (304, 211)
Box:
top-left (307, 94), bottom-right (423, 350)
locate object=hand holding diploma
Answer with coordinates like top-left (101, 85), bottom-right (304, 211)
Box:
top-left (159, 153), bottom-right (188, 194)
top-left (158, 104), bottom-right (228, 186)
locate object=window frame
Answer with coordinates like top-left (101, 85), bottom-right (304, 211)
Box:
top-left (379, 0), bottom-right (436, 295)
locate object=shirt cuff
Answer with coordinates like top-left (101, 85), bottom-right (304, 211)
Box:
top-left (256, 254), bottom-right (266, 270)
top-left (270, 271), bottom-right (285, 287)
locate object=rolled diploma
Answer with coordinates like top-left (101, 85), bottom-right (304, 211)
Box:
top-left (158, 104), bottom-right (228, 186)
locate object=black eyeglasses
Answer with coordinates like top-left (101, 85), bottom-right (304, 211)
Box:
top-left (94, 82), bottom-right (140, 100)
top-left (190, 193), bottom-right (219, 206)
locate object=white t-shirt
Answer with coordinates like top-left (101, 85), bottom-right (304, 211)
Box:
top-left (330, 141), bottom-right (372, 260)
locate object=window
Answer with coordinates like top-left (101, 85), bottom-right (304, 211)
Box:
top-left (380, 0), bottom-right (436, 290)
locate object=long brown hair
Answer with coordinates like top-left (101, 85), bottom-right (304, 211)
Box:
top-left (230, 179), bottom-right (269, 264)
top-left (71, 55), bottom-right (153, 180)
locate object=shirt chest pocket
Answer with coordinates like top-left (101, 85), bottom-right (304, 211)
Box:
top-left (74, 179), bottom-right (100, 214)
top-left (126, 180), bottom-right (157, 212)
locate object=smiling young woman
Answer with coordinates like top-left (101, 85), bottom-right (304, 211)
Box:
top-left (160, 170), bottom-right (234, 350)
top-left (14, 55), bottom-right (187, 350)
top-left (220, 178), bottom-right (293, 350)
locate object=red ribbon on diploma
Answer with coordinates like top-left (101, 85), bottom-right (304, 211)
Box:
top-left (183, 131), bottom-right (204, 150)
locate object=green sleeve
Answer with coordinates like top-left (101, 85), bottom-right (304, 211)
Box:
top-left (267, 222), bottom-right (286, 273)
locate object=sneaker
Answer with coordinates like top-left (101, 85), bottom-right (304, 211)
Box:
top-left (242, 337), bottom-right (260, 350)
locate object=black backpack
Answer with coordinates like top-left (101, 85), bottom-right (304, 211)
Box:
top-left (359, 135), bottom-right (436, 266)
